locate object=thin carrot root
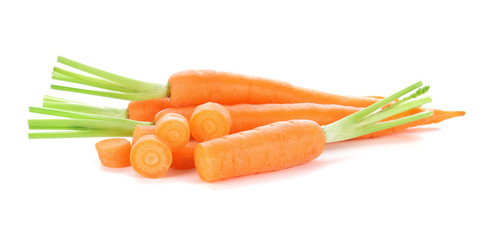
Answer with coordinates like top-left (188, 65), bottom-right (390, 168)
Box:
top-left (132, 125), bottom-right (156, 145)
top-left (155, 113), bottom-right (190, 149)
top-left (171, 140), bottom-right (198, 169)
top-left (190, 102), bottom-right (231, 142)
top-left (194, 120), bottom-right (326, 182)
top-left (130, 135), bottom-right (172, 178)
top-left (95, 138), bottom-right (132, 168)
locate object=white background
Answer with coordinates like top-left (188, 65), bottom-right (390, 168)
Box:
top-left (1, 1), bottom-right (485, 239)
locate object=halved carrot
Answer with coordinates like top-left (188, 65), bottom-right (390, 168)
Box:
top-left (171, 140), bottom-right (198, 169)
top-left (190, 102), bottom-right (231, 142)
top-left (130, 135), bottom-right (172, 178)
top-left (128, 98), bottom-right (172, 121)
top-left (132, 125), bottom-right (156, 145)
top-left (95, 138), bottom-right (132, 168)
top-left (155, 113), bottom-right (190, 149)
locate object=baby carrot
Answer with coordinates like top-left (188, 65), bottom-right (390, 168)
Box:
top-left (195, 82), bottom-right (434, 182)
top-left (50, 57), bottom-right (379, 108)
top-left (155, 113), bottom-right (190, 149)
top-left (190, 102), bottom-right (231, 142)
top-left (130, 135), bottom-right (172, 178)
top-left (171, 140), bottom-right (198, 170)
top-left (95, 138), bottom-right (132, 168)
top-left (132, 125), bottom-right (156, 145)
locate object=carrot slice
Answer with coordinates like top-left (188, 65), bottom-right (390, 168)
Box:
top-left (132, 125), bottom-right (156, 145)
top-left (171, 140), bottom-right (198, 169)
top-left (190, 102), bottom-right (231, 142)
top-left (155, 113), bottom-right (190, 149)
top-left (130, 135), bottom-right (172, 178)
top-left (95, 138), bottom-right (132, 168)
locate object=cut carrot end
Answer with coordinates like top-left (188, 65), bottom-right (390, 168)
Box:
top-left (130, 135), bottom-right (172, 178)
top-left (155, 113), bottom-right (190, 150)
top-left (95, 138), bottom-right (132, 168)
top-left (190, 102), bottom-right (231, 142)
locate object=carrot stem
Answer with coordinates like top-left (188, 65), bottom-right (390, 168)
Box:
top-left (323, 81), bottom-right (433, 143)
top-left (28, 107), bottom-right (152, 139)
top-left (53, 56), bottom-right (169, 100)
top-left (43, 95), bottom-right (128, 118)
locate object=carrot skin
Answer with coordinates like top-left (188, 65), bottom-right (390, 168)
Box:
top-left (128, 98), bottom-right (172, 121)
top-left (194, 120), bottom-right (326, 182)
top-left (168, 70), bottom-right (379, 108)
top-left (132, 125), bottom-right (156, 145)
top-left (171, 140), bottom-right (198, 169)
top-left (95, 138), bottom-right (132, 168)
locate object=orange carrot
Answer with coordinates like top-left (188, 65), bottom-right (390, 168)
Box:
top-left (155, 113), bottom-right (190, 149)
top-left (95, 138), bottom-right (132, 168)
top-left (52, 57), bottom-right (381, 108)
top-left (130, 135), bottom-right (172, 178)
top-left (155, 103), bottom-right (463, 137)
top-left (194, 82), bottom-right (437, 182)
top-left (190, 102), bottom-right (231, 142)
top-left (132, 125), bottom-right (156, 145)
top-left (171, 140), bottom-right (198, 170)
top-left (128, 98), bottom-right (172, 121)
top-left (195, 120), bottom-right (327, 182)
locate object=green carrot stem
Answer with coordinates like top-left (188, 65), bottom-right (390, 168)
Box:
top-left (51, 84), bottom-right (167, 101)
top-left (28, 130), bottom-right (132, 139)
top-left (323, 81), bottom-right (433, 143)
top-left (52, 68), bottom-right (132, 93)
top-left (42, 96), bottom-right (128, 119)
top-left (57, 56), bottom-right (165, 93)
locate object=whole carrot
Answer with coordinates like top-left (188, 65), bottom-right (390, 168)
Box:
top-left (128, 98), bottom-right (172, 121)
top-left (50, 57), bottom-right (379, 108)
top-left (195, 82), bottom-right (434, 182)
top-left (154, 103), bottom-right (464, 136)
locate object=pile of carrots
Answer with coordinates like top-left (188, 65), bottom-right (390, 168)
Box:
top-left (28, 57), bottom-right (465, 182)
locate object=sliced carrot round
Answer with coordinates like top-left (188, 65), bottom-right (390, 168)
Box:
top-left (155, 113), bottom-right (190, 150)
top-left (95, 138), bottom-right (132, 168)
top-left (190, 102), bottom-right (231, 142)
top-left (130, 135), bottom-right (172, 178)
top-left (132, 125), bottom-right (156, 145)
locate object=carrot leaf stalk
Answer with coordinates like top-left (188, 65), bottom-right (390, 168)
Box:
top-left (43, 95), bottom-right (128, 118)
top-left (51, 56), bottom-right (169, 101)
top-left (323, 81), bottom-right (433, 142)
top-left (28, 107), bottom-right (152, 139)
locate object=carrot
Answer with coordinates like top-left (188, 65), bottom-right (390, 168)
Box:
top-left (132, 125), bottom-right (156, 145)
top-left (190, 102), bottom-right (231, 142)
top-left (195, 82), bottom-right (435, 182)
top-left (50, 57), bottom-right (380, 108)
top-left (155, 113), bottom-right (190, 149)
top-left (95, 138), bottom-right (132, 168)
top-left (171, 140), bottom-right (198, 169)
top-left (154, 103), bottom-right (464, 137)
top-left (130, 135), bottom-right (172, 178)
top-left (128, 98), bottom-right (172, 121)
